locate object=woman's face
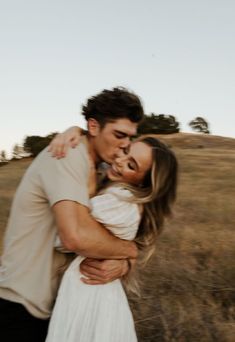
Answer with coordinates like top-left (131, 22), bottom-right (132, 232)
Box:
top-left (106, 141), bottom-right (153, 185)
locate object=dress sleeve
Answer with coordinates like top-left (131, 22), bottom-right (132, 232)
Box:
top-left (90, 188), bottom-right (141, 241)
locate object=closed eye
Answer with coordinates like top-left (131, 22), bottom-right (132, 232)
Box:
top-left (128, 162), bottom-right (135, 170)
top-left (114, 131), bottom-right (128, 139)
top-left (128, 157), bottom-right (138, 171)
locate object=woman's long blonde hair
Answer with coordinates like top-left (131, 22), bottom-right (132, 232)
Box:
top-left (109, 135), bottom-right (178, 294)
top-left (131, 136), bottom-right (177, 260)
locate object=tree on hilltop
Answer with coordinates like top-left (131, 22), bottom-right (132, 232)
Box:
top-left (1, 150), bottom-right (6, 160)
top-left (0, 150), bottom-right (8, 166)
top-left (138, 113), bottom-right (180, 135)
top-left (12, 144), bottom-right (26, 159)
top-left (189, 117), bottom-right (210, 134)
top-left (0, 150), bottom-right (7, 162)
top-left (23, 133), bottom-right (57, 157)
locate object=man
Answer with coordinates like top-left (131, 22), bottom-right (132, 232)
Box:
top-left (0, 87), bottom-right (144, 341)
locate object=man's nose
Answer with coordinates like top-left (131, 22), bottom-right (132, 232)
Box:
top-left (114, 150), bottom-right (127, 164)
top-left (115, 147), bottom-right (129, 159)
top-left (115, 156), bottom-right (125, 166)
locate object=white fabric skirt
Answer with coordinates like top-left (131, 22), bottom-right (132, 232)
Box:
top-left (46, 256), bottom-right (137, 342)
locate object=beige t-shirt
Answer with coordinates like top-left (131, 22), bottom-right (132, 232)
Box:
top-left (0, 138), bottom-right (90, 319)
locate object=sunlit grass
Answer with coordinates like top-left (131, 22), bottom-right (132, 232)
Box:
top-left (0, 158), bottom-right (32, 251)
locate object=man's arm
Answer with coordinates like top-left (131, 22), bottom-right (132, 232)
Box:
top-left (48, 126), bottom-right (83, 158)
top-left (53, 200), bottom-right (138, 260)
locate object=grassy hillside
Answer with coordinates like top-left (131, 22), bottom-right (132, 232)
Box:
top-left (1, 133), bottom-right (235, 341)
top-left (0, 157), bottom-right (33, 249)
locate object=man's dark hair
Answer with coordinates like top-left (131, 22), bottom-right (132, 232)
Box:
top-left (82, 87), bottom-right (144, 127)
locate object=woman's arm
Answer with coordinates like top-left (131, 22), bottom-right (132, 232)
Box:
top-left (48, 126), bottom-right (84, 158)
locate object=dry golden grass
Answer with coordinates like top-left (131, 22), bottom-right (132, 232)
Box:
top-left (0, 158), bottom-right (33, 252)
top-left (129, 134), bottom-right (235, 341)
top-left (0, 133), bottom-right (235, 341)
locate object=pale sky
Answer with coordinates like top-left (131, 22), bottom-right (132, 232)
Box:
top-left (1, 0), bottom-right (234, 157)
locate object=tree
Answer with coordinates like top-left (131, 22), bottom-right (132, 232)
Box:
top-left (138, 113), bottom-right (180, 135)
top-left (0, 150), bottom-right (7, 161)
top-left (189, 117), bottom-right (210, 134)
top-left (23, 133), bottom-right (57, 157)
top-left (12, 144), bottom-right (24, 159)
top-left (0, 150), bottom-right (8, 166)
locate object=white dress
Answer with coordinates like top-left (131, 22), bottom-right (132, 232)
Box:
top-left (46, 186), bottom-right (141, 342)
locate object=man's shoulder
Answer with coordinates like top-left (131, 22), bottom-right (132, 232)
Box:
top-left (33, 140), bottom-right (89, 170)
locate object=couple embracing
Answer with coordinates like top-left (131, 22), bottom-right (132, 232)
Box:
top-left (0, 87), bottom-right (178, 341)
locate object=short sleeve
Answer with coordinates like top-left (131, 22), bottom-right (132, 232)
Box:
top-left (90, 187), bottom-right (141, 240)
top-left (37, 144), bottom-right (90, 207)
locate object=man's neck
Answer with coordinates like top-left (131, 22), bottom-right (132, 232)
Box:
top-left (86, 135), bottom-right (101, 167)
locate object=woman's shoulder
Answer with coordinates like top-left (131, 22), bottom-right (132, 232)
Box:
top-left (106, 186), bottom-right (143, 216)
top-left (91, 185), bottom-right (141, 238)
top-left (91, 185), bottom-right (139, 218)
top-left (103, 185), bottom-right (133, 198)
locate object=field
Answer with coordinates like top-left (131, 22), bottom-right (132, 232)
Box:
top-left (1, 133), bottom-right (235, 341)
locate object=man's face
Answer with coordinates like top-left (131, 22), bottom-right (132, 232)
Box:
top-left (91, 118), bottom-right (138, 164)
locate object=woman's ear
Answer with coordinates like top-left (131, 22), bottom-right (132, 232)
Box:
top-left (87, 118), bottom-right (100, 137)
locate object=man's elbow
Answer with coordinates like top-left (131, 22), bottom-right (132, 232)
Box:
top-left (59, 231), bottom-right (92, 254)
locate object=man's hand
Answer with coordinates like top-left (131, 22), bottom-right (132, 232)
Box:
top-left (48, 126), bottom-right (82, 159)
top-left (80, 258), bottom-right (130, 285)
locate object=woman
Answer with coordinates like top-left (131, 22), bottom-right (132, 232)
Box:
top-left (46, 131), bottom-right (178, 342)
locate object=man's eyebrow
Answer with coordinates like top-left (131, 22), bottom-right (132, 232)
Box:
top-left (114, 130), bottom-right (136, 138)
top-left (114, 130), bottom-right (128, 137)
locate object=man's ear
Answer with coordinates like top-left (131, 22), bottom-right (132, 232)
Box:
top-left (87, 118), bottom-right (100, 137)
